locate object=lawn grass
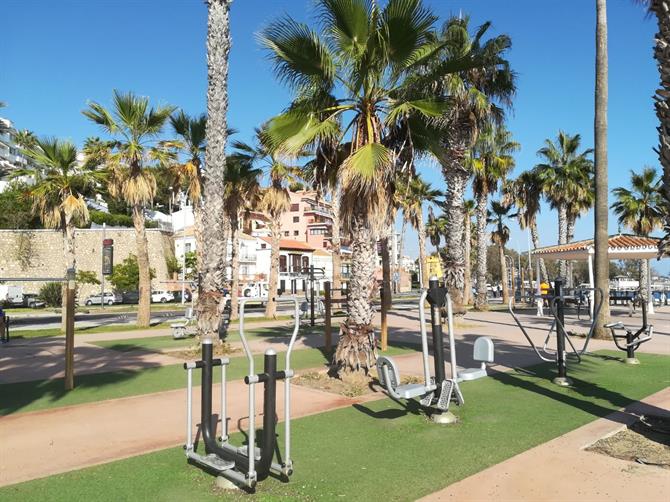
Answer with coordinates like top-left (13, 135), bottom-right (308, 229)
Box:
top-left (1, 351), bottom-right (667, 501)
top-left (0, 342), bottom-right (417, 416)
top-left (10, 321), bottom-right (171, 339)
top-left (89, 325), bottom-right (325, 353)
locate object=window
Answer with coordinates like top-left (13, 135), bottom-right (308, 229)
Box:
top-left (323, 242), bottom-right (328, 248)
top-left (260, 243), bottom-right (267, 249)
top-left (185, 243), bottom-right (192, 253)
top-left (292, 216), bottom-right (299, 223)
top-left (279, 255), bottom-right (287, 272)
top-left (302, 256), bottom-right (309, 269)
top-left (290, 203), bottom-right (299, 212)
top-left (284, 231), bottom-right (289, 236)
top-left (293, 230), bottom-right (299, 236)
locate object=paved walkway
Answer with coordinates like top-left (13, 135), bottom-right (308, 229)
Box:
top-left (422, 387), bottom-right (670, 502)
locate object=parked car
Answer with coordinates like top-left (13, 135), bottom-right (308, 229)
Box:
top-left (151, 291), bottom-right (175, 303)
top-left (121, 291), bottom-right (139, 304)
top-left (84, 292), bottom-right (121, 306)
top-left (22, 294), bottom-right (46, 308)
top-left (173, 290), bottom-right (192, 303)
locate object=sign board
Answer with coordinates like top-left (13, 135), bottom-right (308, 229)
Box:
top-left (102, 239), bottom-right (114, 276)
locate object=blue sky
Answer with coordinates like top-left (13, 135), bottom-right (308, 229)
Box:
top-left (2, 0), bottom-right (667, 273)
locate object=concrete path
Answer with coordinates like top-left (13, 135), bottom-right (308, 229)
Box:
top-left (0, 371), bottom-right (382, 487)
top-left (422, 387), bottom-right (670, 502)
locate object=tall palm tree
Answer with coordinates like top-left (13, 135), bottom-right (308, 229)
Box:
top-left (396, 175), bottom-right (440, 288)
top-left (197, 0), bottom-right (233, 339)
top-left (427, 16), bottom-right (515, 313)
top-left (223, 156), bottom-right (262, 320)
top-left (83, 91), bottom-right (174, 327)
top-left (489, 200), bottom-right (513, 304)
top-left (533, 131), bottom-right (593, 279)
top-left (637, 1), bottom-right (670, 256)
top-left (16, 137), bottom-right (99, 389)
top-left (470, 122), bottom-right (519, 309)
top-left (463, 199), bottom-right (475, 305)
top-left (260, 0), bottom-right (486, 372)
top-left (233, 129), bottom-right (298, 319)
top-left (611, 166), bottom-right (663, 304)
top-left (504, 170), bottom-right (548, 282)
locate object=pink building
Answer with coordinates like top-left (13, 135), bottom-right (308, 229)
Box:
top-left (279, 191), bottom-right (334, 250)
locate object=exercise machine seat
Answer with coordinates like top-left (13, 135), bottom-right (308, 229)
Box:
top-left (459, 337), bottom-right (494, 382)
top-left (395, 383), bottom-right (431, 399)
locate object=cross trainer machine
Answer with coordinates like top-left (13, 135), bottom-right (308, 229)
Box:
top-left (183, 297), bottom-right (300, 490)
top-left (376, 277), bottom-right (494, 423)
top-left (604, 297), bottom-right (653, 364)
top-left (509, 278), bottom-right (604, 386)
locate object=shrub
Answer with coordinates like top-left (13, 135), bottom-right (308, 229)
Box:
top-left (39, 282), bottom-right (62, 307)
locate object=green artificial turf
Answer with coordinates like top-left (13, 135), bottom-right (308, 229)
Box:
top-left (0, 342), bottom-right (417, 416)
top-left (11, 322), bottom-right (170, 339)
top-left (1, 351), bottom-right (667, 501)
top-left (90, 325), bottom-right (325, 353)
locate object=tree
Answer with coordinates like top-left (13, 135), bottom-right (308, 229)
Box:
top-left (261, 0), bottom-right (484, 372)
top-left (17, 137), bottom-right (98, 390)
top-left (39, 282), bottom-right (62, 307)
top-left (83, 90), bottom-right (174, 328)
top-left (197, 0), bottom-right (233, 339)
top-left (611, 166), bottom-right (663, 304)
top-left (489, 200), bottom-right (513, 304)
top-left (0, 182), bottom-right (41, 228)
top-left (110, 254), bottom-right (156, 292)
top-left (428, 16), bottom-right (515, 313)
top-left (463, 199), bottom-right (475, 304)
top-left (233, 128), bottom-right (298, 319)
top-left (396, 175), bottom-right (440, 288)
top-left (504, 170), bottom-right (548, 282)
top-left (223, 155), bottom-right (262, 320)
top-left (594, 0), bottom-right (611, 337)
top-left (470, 122), bottom-right (519, 309)
top-left (533, 131), bottom-right (593, 278)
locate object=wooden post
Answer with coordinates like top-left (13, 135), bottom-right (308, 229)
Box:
top-left (64, 268), bottom-right (76, 391)
top-left (324, 281), bottom-right (332, 352)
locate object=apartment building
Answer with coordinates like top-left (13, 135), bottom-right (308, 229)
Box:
top-left (280, 191), bottom-right (334, 250)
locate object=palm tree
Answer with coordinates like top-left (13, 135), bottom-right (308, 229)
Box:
top-left (223, 156), bottom-right (262, 320)
top-left (260, 0), bottom-right (486, 372)
top-left (489, 200), bottom-right (513, 304)
top-left (470, 122), bottom-right (519, 309)
top-left (637, 1), bottom-right (670, 257)
top-left (533, 131), bottom-right (593, 279)
top-left (16, 137), bottom-right (99, 389)
top-left (611, 166), bottom-right (663, 304)
top-left (463, 199), bottom-right (475, 305)
top-left (83, 90), bottom-right (175, 327)
top-left (13, 130), bottom-right (38, 150)
top-left (504, 170), bottom-right (548, 282)
top-left (427, 16), bottom-right (515, 313)
top-left (396, 175), bottom-right (440, 288)
top-left (233, 129), bottom-right (298, 319)
top-left (197, 0), bottom-right (233, 339)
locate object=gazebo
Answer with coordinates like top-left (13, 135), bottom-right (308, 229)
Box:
top-left (532, 234), bottom-right (662, 315)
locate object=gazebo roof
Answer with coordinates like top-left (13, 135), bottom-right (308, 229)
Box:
top-left (532, 234), bottom-right (661, 260)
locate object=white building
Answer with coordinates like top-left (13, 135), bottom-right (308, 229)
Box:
top-left (0, 117), bottom-right (31, 193)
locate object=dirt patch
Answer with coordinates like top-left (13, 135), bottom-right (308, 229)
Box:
top-left (170, 342), bottom-right (240, 360)
top-left (586, 415), bottom-right (670, 469)
top-left (293, 369), bottom-right (422, 398)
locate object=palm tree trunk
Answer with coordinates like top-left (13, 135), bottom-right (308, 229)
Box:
top-left (639, 259), bottom-right (649, 305)
top-left (474, 192), bottom-right (489, 310)
top-left (499, 243), bottom-right (510, 304)
top-left (61, 222), bottom-right (76, 335)
top-left (264, 217), bottom-right (281, 319)
top-left (442, 168), bottom-right (468, 313)
top-left (397, 216), bottom-right (406, 288)
top-left (331, 185), bottom-right (342, 291)
top-left (594, 0), bottom-right (611, 338)
top-left (132, 204), bottom-right (151, 328)
top-left (530, 221), bottom-right (549, 282)
top-left (463, 213), bottom-right (472, 305)
top-left (557, 202), bottom-right (568, 279)
top-left (380, 230), bottom-right (392, 351)
top-left (333, 218), bottom-right (377, 373)
top-left (229, 212), bottom-right (240, 321)
top-left (417, 211), bottom-right (429, 289)
top-left (566, 214), bottom-right (576, 287)
top-left (197, 0), bottom-right (232, 339)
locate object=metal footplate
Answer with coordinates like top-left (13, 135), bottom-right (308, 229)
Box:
top-left (436, 379), bottom-right (463, 411)
top-left (187, 452), bottom-right (235, 472)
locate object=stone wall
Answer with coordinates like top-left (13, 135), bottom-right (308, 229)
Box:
top-left (0, 229), bottom-right (174, 299)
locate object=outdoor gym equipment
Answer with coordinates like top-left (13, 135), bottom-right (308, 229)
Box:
top-left (509, 279), bottom-right (604, 385)
top-left (604, 298), bottom-right (653, 364)
top-left (183, 297), bottom-right (300, 489)
top-left (376, 277), bottom-right (494, 422)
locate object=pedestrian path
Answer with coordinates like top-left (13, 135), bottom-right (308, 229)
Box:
top-left (421, 387), bottom-right (670, 502)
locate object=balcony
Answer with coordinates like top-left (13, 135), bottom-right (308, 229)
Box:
top-left (303, 205), bottom-right (333, 218)
top-left (239, 253), bottom-right (257, 263)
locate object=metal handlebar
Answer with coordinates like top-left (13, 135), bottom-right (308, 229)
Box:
top-left (509, 299), bottom-right (555, 362)
top-left (548, 287), bottom-right (605, 356)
